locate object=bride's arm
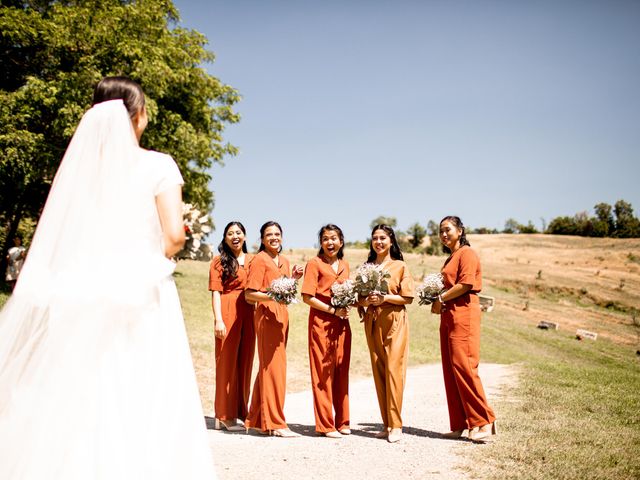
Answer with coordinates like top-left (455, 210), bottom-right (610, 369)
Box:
top-left (155, 185), bottom-right (186, 258)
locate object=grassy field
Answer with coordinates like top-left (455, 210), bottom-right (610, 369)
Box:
top-left (1, 234), bottom-right (639, 478)
top-left (175, 234), bottom-right (640, 479)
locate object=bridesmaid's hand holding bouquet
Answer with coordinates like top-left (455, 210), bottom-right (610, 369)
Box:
top-left (417, 273), bottom-right (445, 306)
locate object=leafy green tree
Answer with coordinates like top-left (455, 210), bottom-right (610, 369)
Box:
top-left (0, 0), bottom-right (239, 279)
top-left (547, 216), bottom-right (579, 235)
top-left (592, 202), bottom-right (614, 237)
top-left (472, 227), bottom-right (498, 234)
top-left (369, 215), bottom-right (397, 230)
top-left (424, 219), bottom-right (444, 255)
top-left (406, 222), bottom-right (427, 249)
top-left (614, 200), bottom-right (640, 238)
top-left (519, 221), bottom-right (539, 234)
top-left (503, 218), bottom-right (520, 234)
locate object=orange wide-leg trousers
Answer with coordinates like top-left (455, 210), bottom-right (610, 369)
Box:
top-left (364, 307), bottom-right (409, 429)
top-left (245, 303), bottom-right (289, 431)
top-left (308, 309), bottom-right (351, 433)
top-left (214, 291), bottom-right (255, 421)
top-left (440, 297), bottom-right (495, 431)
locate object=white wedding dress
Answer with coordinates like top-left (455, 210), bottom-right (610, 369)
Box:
top-left (0, 100), bottom-right (216, 479)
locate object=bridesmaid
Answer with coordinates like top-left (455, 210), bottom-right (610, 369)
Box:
top-left (208, 221), bottom-right (255, 432)
top-left (301, 224), bottom-right (351, 439)
top-left (244, 221), bottom-right (303, 437)
top-left (431, 216), bottom-right (496, 441)
top-left (360, 224), bottom-right (414, 443)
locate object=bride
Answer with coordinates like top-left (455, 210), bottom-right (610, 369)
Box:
top-left (0, 77), bottom-right (216, 479)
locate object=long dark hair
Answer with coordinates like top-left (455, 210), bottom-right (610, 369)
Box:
top-left (258, 221), bottom-right (283, 253)
top-left (218, 221), bottom-right (248, 283)
top-left (93, 76), bottom-right (145, 119)
top-left (317, 224), bottom-right (345, 259)
top-left (440, 215), bottom-right (471, 254)
top-left (367, 224), bottom-right (403, 263)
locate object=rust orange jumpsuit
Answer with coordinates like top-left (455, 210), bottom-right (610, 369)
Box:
top-left (440, 245), bottom-right (495, 431)
top-left (301, 256), bottom-right (351, 434)
top-left (363, 260), bottom-right (414, 430)
top-left (244, 251), bottom-right (292, 431)
top-left (209, 254), bottom-right (255, 422)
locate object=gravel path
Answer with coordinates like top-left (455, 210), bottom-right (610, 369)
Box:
top-left (206, 363), bottom-right (515, 479)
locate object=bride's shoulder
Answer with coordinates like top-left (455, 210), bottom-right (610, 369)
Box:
top-left (139, 148), bottom-right (174, 162)
top-left (136, 149), bottom-right (183, 189)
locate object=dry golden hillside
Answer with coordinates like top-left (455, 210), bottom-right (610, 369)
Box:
top-left (461, 234), bottom-right (639, 344)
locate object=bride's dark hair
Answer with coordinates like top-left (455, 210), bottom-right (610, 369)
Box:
top-left (92, 76), bottom-right (145, 119)
top-left (217, 221), bottom-right (248, 283)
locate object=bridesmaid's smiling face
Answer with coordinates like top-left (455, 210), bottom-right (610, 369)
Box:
top-left (224, 225), bottom-right (245, 255)
top-left (321, 230), bottom-right (343, 260)
top-left (371, 229), bottom-right (391, 257)
top-left (262, 225), bottom-right (282, 255)
top-left (439, 220), bottom-right (462, 250)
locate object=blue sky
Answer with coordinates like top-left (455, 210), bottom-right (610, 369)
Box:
top-left (173, 0), bottom-right (640, 248)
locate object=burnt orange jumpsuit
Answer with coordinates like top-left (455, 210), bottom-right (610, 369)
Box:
top-left (209, 254), bottom-right (255, 421)
top-left (363, 260), bottom-right (414, 430)
top-left (301, 256), bottom-right (351, 433)
top-left (440, 245), bottom-right (496, 431)
top-left (244, 251), bottom-right (292, 431)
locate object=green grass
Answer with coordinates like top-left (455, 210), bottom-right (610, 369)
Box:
top-left (465, 288), bottom-right (640, 479)
top-left (0, 291), bottom-right (8, 307)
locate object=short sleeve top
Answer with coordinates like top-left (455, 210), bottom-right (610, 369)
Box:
top-left (208, 254), bottom-right (253, 294)
top-left (245, 251), bottom-right (291, 293)
top-left (301, 256), bottom-right (350, 299)
top-left (142, 150), bottom-right (183, 195)
top-left (134, 150), bottom-right (184, 255)
top-left (384, 259), bottom-right (415, 298)
top-left (441, 245), bottom-right (482, 293)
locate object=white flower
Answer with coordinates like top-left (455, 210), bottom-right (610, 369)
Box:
top-left (330, 280), bottom-right (357, 308)
top-left (267, 276), bottom-right (298, 305)
top-left (353, 263), bottom-right (391, 297)
top-left (417, 273), bottom-right (445, 306)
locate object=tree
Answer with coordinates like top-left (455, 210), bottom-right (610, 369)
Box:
top-left (592, 202), bottom-right (614, 237)
top-left (406, 222), bottom-right (427, 249)
top-left (519, 221), bottom-right (539, 234)
top-left (370, 215), bottom-right (397, 230)
top-left (547, 216), bottom-right (579, 235)
top-left (471, 227), bottom-right (498, 234)
top-left (424, 219), bottom-right (444, 255)
top-left (614, 200), bottom-right (640, 238)
top-left (503, 218), bottom-right (520, 234)
top-left (0, 0), bottom-right (239, 279)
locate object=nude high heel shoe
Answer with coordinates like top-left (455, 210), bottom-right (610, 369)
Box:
top-left (441, 429), bottom-right (465, 439)
top-left (214, 418), bottom-right (245, 432)
top-left (468, 422), bottom-right (497, 442)
top-left (387, 428), bottom-right (403, 443)
top-left (272, 428), bottom-right (301, 438)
